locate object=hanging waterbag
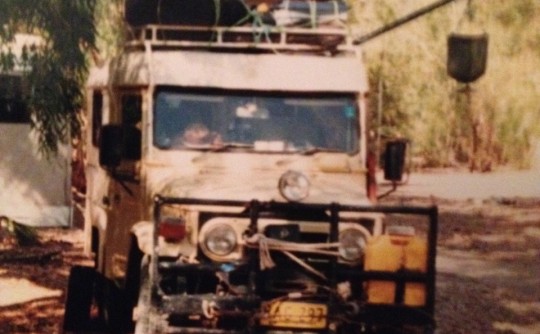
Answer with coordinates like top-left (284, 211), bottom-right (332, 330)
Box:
top-left (447, 1), bottom-right (488, 83)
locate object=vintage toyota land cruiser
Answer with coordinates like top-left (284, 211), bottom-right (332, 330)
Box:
top-left (63, 2), bottom-right (438, 333)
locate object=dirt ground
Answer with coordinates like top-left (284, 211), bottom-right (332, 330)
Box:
top-left (379, 168), bottom-right (540, 334)
top-left (0, 169), bottom-right (539, 334)
top-left (0, 228), bottom-right (92, 333)
top-left (380, 195), bottom-right (540, 334)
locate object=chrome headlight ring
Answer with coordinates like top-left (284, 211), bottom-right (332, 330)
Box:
top-left (203, 224), bottom-right (237, 257)
top-left (339, 227), bottom-right (369, 263)
top-left (198, 219), bottom-right (246, 262)
top-left (278, 170), bottom-right (310, 202)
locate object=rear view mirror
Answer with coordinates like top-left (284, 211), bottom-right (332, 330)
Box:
top-left (384, 139), bottom-right (408, 182)
top-left (235, 102), bottom-right (269, 119)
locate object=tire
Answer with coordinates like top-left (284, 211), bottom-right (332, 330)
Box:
top-left (63, 266), bottom-right (99, 332)
top-left (125, 235), bottom-right (144, 307)
top-left (104, 236), bottom-right (144, 333)
top-left (63, 251), bottom-right (144, 333)
top-left (134, 257), bottom-right (159, 334)
top-left (423, 325), bottom-right (436, 334)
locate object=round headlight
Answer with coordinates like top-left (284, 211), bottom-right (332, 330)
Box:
top-left (339, 228), bottom-right (367, 262)
top-left (204, 224), bottom-right (237, 256)
top-left (278, 170), bottom-right (310, 202)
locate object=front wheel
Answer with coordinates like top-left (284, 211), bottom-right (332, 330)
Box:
top-left (102, 236), bottom-right (144, 333)
top-left (63, 266), bottom-right (104, 332)
top-left (134, 257), bottom-right (167, 334)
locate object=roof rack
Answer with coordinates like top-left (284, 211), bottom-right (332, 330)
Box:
top-left (125, 25), bottom-right (358, 53)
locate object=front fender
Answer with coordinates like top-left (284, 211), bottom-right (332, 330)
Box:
top-left (131, 221), bottom-right (154, 256)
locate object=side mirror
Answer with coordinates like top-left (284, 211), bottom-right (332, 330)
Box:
top-left (123, 126), bottom-right (142, 161)
top-left (384, 139), bottom-right (407, 182)
top-left (99, 124), bottom-right (142, 169)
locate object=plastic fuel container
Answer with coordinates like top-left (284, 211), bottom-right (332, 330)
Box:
top-left (364, 230), bottom-right (427, 306)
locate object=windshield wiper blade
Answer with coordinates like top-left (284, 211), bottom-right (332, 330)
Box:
top-left (211, 142), bottom-right (254, 152)
top-left (298, 147), bottom-right (342, 155)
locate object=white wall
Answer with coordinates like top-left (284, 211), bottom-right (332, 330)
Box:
top-left (0, 124), bottom-right (71, 226)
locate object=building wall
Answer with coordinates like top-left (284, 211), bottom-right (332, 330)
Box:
top-left (1, 34), bottom-right (71, 227)
top-left (0, 124), bottom-right (71, 226)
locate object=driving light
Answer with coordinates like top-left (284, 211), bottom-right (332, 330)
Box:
top-left (278, 170), bottom-right (310, 202)
top-left (339, 228), bottom-right (367, 262)
top-left (204, 224), bottom-right (238, 257)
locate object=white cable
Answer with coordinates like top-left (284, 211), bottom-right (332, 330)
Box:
top-left (245, 233), bottom-right (340, 256)
top-left (244, 233), bottom-right (341, 276)
top-left (282, 250), bottom-right (327, 280)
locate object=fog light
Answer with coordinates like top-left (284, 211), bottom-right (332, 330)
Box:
top-left (339, 228), bottom-right (367, 262)
top-left (204, 224), bottom-right (237, 256)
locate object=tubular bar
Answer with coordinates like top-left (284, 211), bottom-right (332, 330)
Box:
top-left (126, 24), bottom-right (356, 52)
top-left (353, 0), bottom-right (460, 45)
top-left (151, 195), bottom-right (438, 324)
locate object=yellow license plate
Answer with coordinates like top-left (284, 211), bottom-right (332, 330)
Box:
top-left (260, 301), bottom-right (328, 329)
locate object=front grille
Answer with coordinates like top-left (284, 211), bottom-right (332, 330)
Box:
top-left (264, 224), bottom-right (301, 242)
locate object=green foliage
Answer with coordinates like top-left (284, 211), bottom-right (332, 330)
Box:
top-left (357, 0), bottom-right (540, 170)
top-left (0, 216), bottom-right (39, 247)
top-left (0, 0), bottom-right (98, 156)
top-left (1, 0), bottom-right (538, 168)
top-left (494, 0), bottom-right (537, 28)
top-left (94, 0), bottom-right (125, 60)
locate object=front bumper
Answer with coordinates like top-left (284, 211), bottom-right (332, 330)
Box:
top-left (146, 196), bottom-right (438, 333)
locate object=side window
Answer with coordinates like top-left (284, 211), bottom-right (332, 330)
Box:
top-left (121, 94), bottom-right (142, 127)
top-left (0, 74), bottom-right (30, 123)
top-left (91, 90), bottom-right (103, 147)
top-left (121, 93), bottom-right (142, 161)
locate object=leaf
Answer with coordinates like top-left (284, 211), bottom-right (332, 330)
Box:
top-left (0, 216), bottom-right (39, 247)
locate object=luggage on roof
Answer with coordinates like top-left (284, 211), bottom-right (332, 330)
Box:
top-left (125, 0), bottom-right (250, 27)
top-left (273, 0), bottom-right (348, 27)
top-left (125, 0), bottom-right (348, 28)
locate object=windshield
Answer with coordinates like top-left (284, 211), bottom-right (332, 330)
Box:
top-left (153, 88), bottom-right (359, 153)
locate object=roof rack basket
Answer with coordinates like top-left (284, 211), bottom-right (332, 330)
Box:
top-left (126, 24), bottom-right (358, 53)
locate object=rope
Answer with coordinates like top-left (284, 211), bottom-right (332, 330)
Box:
top-left (282, 250), bottom-right (326, 280)
top-left (244, 233), bottom-right (341, 277)
top-left (258, 233), bottom-right (276, 269)
top-left (245, 233), bottom-right (340, 255)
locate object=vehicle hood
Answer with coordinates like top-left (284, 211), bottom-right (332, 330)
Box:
top-left (145, 151), bottom-right (371, 206)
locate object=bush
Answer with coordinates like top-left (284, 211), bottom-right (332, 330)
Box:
top-left (353, 0), bottom-right (540, 170)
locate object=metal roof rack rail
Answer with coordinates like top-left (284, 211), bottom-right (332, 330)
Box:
top-left (125, 24), bottom-right (358, 53)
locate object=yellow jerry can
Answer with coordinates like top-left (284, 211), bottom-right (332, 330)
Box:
top-left (364, 232), bottom-right (427, 306)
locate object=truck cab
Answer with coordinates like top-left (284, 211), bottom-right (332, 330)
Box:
top-left (65, 16), bottom-right (437, 334)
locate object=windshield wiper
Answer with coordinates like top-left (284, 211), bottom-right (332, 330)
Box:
top-left (298, 147), bottom-right (342, 155)
top-left (211, 142), bottom-right (254, 152)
